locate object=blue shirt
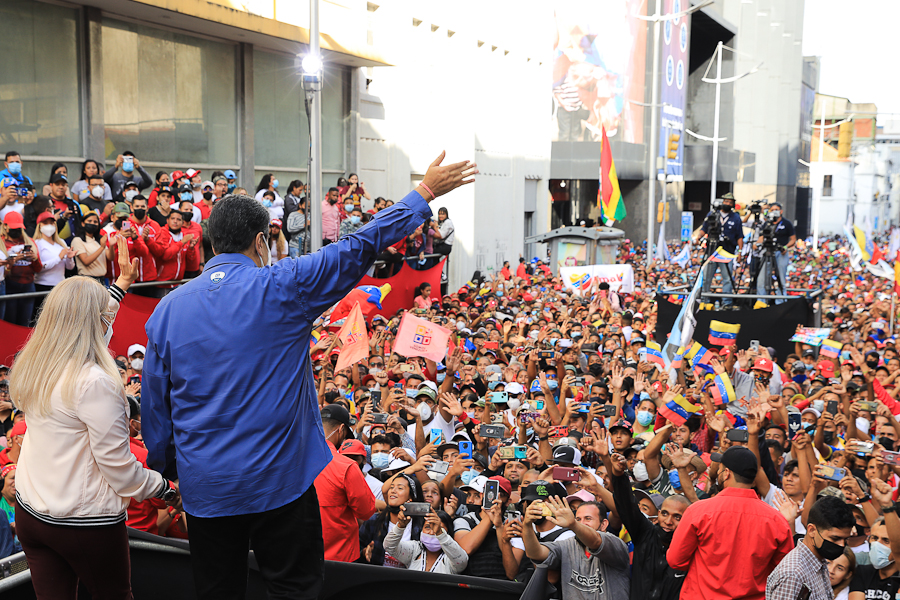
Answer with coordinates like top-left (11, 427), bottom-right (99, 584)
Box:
top-left (142, 190), bottom-right (433, 517)
top-left (700, 210), bottom-right (743, 251)
top-left (0, 168), bottom-right (32, 186)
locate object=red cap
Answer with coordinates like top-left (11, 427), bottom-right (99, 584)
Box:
top-left (752, 357), bottom-right (774, 373)
top-left (270, 218), bottom-right (282, 229)
top-left (3, 211), bottom-right (24, 229)
top-left (522, 293), bottom-right (534, 302)
top-left (170, 170), bottom-right (186, 181)
top-left (9, 421), bottom-right (26, 438)
top-left (185, 168), bottom-right (202, 179)
top-left (817, 361), bottom-right (835, 377)
top-left (488, 475), bottom-right (512, 497)
top-left (339, 439), bottom-right (367, 457)
top-left (36, 211), bottom-right (55, 224)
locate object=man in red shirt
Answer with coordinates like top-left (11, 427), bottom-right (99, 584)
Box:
top-left (128, 195), bottom-right (164, 284)
top-left (667, 446), bottom-right (793, 600)
top-left (314, 405), bottom-right (376, 562)
top-left (197, 181), bottom-right (215, 221)
top-left (177, 199), bottom-right (203, 277)
top-left (516, 257), bottom-right (528, 278)
top-left (155, 210), bottom-right (199, 289)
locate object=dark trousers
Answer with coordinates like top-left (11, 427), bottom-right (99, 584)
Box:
top-left (187, 486), bottom-right (324, 600)
top-left (4, 280), bottom-right (35, 327)
top-left (16, 506), bottom-right (133, 600)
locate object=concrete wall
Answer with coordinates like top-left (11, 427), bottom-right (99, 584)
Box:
top-left (357, 1), bottom-right (552, 287)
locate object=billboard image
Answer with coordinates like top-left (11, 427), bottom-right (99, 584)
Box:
top-left (658, 0), bottom-right (690, 179)
top-left (551, 0), bottom-right (648, 144)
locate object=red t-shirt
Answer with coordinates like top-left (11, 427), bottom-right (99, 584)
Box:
top-left (314, 444), bottom-right (377, 562)
top-left (126, 437), bottom-right (166, 535)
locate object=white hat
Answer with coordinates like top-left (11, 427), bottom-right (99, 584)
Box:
top-left (127, 344), bottom-right (146, 357)
top-left (386, 458), bottom-right (411, 472)
top-left (420, 380), bottom-right (439, 394)
top-left (801, 407), bottom-right (821, 419)
top-left (461, 475), bottom-right (488, 494)
top-left (506, 382), bottom-right (526, 395)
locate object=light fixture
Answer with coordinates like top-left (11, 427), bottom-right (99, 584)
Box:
top-left (560, 180), bottom-right (566, 188)
top-left (300, 52), bottom-right (323, 90)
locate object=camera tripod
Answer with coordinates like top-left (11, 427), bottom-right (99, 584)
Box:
top-left (749, 241), bottom-right (785, 297)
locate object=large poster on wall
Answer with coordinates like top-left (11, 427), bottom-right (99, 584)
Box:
top-left (560, 264), bottom-right (635, 294)
top-left (658, 0), bottom-right (690, 179)
top-left (551, 0), bottom-right (648, 144)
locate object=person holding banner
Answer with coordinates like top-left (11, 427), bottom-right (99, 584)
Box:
top-left (141, 152), bottom-right (477, 600)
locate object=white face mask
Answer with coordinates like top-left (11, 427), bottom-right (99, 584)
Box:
top-left (40, 224), bottom-right (56, 238)
top-left (507, 397), bottom-right (521, 411)
top-left (124, 190), bottom-right (138, 201)
top-left (632, 461), bottom-right (649, 482)
top-left (101, 315), bottom-right (114, 346)
top-left (91, 185), bottom-right (104, 198)
top-left (255, 234), bottom-right (269, 267)
top-left (131, 358), bottom-right (144, 371)
top-left (417, 402), bottom-right (432, 422)
top-left (456, 321), bottom-right (466, 331)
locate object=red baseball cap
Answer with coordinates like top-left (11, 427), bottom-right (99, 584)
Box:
top-left (817, 361), bottom-right (835, 377)
top-left (3, 211), bottom-right (24, 229)
top-left (752, 357), bottom-right (774, 373)
top-left (488, 475), bottom-right (512, 497)
top-left (9, 421), bottom-right (26, 438)
top-left (36, 211), bottom-right (55, 224)
top-left (339, 439), bottom-right (367, 457)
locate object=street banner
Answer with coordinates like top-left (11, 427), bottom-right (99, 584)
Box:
top-left (394, 313), bottom-right (452, 362)
top-left (559, 264), bottom-right (635, 294)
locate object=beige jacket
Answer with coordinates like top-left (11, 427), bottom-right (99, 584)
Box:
top-left (16, 364), bottom-right (166, 526)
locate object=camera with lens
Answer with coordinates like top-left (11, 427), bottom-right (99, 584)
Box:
top-left (749, 200), bottom-right (764, 216)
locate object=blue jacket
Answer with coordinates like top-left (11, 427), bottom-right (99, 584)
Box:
top-left (142, 190), bottom-right (433, 517)
top-left (0, 169), bottom-right (32, 186)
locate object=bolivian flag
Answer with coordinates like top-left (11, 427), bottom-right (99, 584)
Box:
top-left (599, 125), bottom-right (626, 225)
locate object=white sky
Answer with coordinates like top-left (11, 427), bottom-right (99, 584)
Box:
top-left (802, 0), bottom-right (900, 115)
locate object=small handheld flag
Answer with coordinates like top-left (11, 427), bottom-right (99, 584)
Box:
top-left (684, 342), bottom-right (713, 375)
top-left (709, 247), bottom-right (736, 263)
top-left (708, 321), bottom-right (740, 346)
top-left (710, 373), bottom-right (736, 404)
top-left (659, 394), bottom-right (700, 426)
top-left (643, 341), bottom-right (666, 369)
top-left (820, 339), bottom-right (842, 359)
top-left (671, 345), bottom-right (686, 370)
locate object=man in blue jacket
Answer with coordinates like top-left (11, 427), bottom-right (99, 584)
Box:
top-left (0, 151), bottom-right (32, 186)
top-left (142, 151), bottom-right (476, 600)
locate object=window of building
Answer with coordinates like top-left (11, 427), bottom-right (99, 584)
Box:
top-left (101, 18), bottom-right (238, 167)
top-left (823, 174), bottom-right (833, 196)
top-left (0, 0), bottom-right (83, 160)
top-left (253, 49), bottom-right (349, 187)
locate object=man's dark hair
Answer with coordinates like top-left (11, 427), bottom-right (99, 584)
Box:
top-left (731, 471), bottom-right (756, 485)
top-left (208, 193), bottom-right (269, 255)
top-left (123, 150), bottom-right (135, 157)
top-left (784, 459), bottom-right (800, 475)
top-left (5, 151), bottom-right (19, 161)
top-left (328, 187), bottom-right (339, 194)
top-left (127, 396), bottom-right (141, 420)
top-left (370, 434), bottom-right (397, 449)
top-left (576, 500), bottom-right (607, 522)
top-left (808, 496), bottom-right (855, 531)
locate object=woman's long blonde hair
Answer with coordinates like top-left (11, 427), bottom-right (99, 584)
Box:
top-left (9, 277), bottom-right (123, 416)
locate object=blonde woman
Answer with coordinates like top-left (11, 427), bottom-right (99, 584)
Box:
top-left (9, 237), bottom-right (179, 600)
top-left (31, 211), bottom-right (76, 324)
top-left (268, 218), bottom-right (288, 263)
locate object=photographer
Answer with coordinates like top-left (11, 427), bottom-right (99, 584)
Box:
top-left (756, 202), bottom-right (795, 300)
top-left (692, 193), bottom-right (742, 306)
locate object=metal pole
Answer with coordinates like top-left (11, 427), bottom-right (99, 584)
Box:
top-left (647, 0), bottom-right (662, 269)
top-left (308, 0), bottom-right (324, 252)
top-left (892, 293), bottom-right (895, 336)
top-left (709, 41), bottom-right (722, 208)
top-left (814, 97), bottom-right (826, 249)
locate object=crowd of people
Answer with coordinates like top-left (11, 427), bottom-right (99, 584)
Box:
top-left (1, 149), bottom-right (899, 600)
top-left (0, 150), bottom-right (456, 327)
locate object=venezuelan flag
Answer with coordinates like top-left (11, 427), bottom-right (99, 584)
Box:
top-left (820, 339), bottom-right (842, 359)
top-left (309, 329), bottom-right (322, 349)
top-left (708, 320), bottom-right (740, 346)
top-left (685, 342), bottom-right (714, 376)
top-left (659, 394), bottom-right (700, 426)
top-left (599, 125), bottom-right (626, 225)
top-left (710, 373), bottom-right (736, 404)
top-left (644, 341), bottom-right (666, 369)
top-left (671, 345), bottom-right (686, 369)
top-left (709, 247), bottom-right (736, 263)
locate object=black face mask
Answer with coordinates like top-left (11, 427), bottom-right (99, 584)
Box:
top-left (814, 530), bottom-right (845, 561)
top-left (622, 376), bottom-right (634, 392)
top-left (589, 363), bottom-right (603, 377)
top-left (823, 430), bottom-right (834, 444)
top-left (867, 359), bottom-right (879, 369)
top-left (169, 225), bottom-right (182, 234)
top-left (84, 223), bottom-right (100, 234)
top-left (202, 191), bottom-right (213, 201)
top-left (114, 217), bottom-right (126, 230)
top-left (882, 438), bottom-right (895, 452)
top-left (465, 503), bottom-right (482, 516)
top-left (181, 211), bottom-right (193, 222)
top-left (721, 204), bottom-right (733, 212)
top-left (133, 209), bottom-right (147, 220)
top-left (8, 228), bottom-right (22, 239)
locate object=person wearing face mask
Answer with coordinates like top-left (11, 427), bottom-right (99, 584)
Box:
top-left (385, 506), bottom-right (468, 574)
top-left (104, 202), bottom-right (156, 296)
top-left (47, 173), bottom-right (84, 243)
top-left (846, 478), bottom-right (900, 599)
top-left (127, 196), bottom-right (164, 284)
top-left (321, 187), bottom-right (342, 245)
top-left (31, 211), bottom-right (76, 324)
top-left (127, 345), bottom-right (145, 376)
top-left (177, 200), bottom-right (204, 277)
top-left (148, 186), bottom-right (174, 227)
top-left (0, 151), bottom-right (32, 186)
top-left (223, 169), bottom-right (237, 195)
top-left (121, 180), bottom-right (140, 206)
top-left (1, 211), bottom-right (42, 327)
top-left (766, 496), bottom-right (855, 600)
top-left (254, 174), bottom-right (284, 219)
top-left (71, 211), bottom-right (109, 283)
top-left (727, 354), bottom-right (783, 419)
top-left (103, 151), bottom-right (152, 198)
top-left (756, 201), bottom-right (796, 301)
top-left (693, 192), bottom-right (743, 306)
top-left (142, 155), bottom-right (477, 599)
top-left (667, 447), bottom-right (793, 600)
top-left (313, 405), bottom-right (376, 562)
top-left (339, 207), bottom-right (365, 239)
top-left (196, 181), bottom-right (216, 221)
top-left (145, 170), bottom-right (171, 208)
top-left (71, 160), bottom-right (113, 207)
top-left (154, 210), bottom-right (198, 290)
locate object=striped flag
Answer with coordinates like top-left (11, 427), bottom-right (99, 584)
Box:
top-left (685, 342), bottom-right (714, 376)
top-left (710, 373), bottom-right (736, 404)
top-left (671, 345), bottom-right (686, 369)
top-left (709, 247), bottom-right (736, 263)
top-left (708, 320), bottom-right (740, 346)
top-left (309, 329), bottom-right (322, 349)
top-left (659, 394), bottom-right (701, 426)
top-left (599, 125), bottom-right (626, 225)
top-left (820, 339), bottom-right (842, 359)
top-left (643, 341), bottom-right (666, 369)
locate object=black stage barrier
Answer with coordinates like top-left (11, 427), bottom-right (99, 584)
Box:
top-left (655, 295), bottom-right (815, 362)
top-left (2, 528), bottom-right (527, 600)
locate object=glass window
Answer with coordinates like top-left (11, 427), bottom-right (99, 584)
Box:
top-left (253, 49), bottom-right (348, 172)
top-left (102, 19), bottom-right (237, 166)
top-left (0, 0), bottom-right (82, 158)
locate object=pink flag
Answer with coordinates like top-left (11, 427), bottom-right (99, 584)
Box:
top-left (334, 302), bottom-right (369, 372)
top-left (394, 312), bottom-right (451, 362)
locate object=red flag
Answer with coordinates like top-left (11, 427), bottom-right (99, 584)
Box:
top-left (871, 243), bottom-right (885, 264)
top-left (448, 334), bottom-right (457, 357)
top-left (334, 303), bottom-right (369, 372)
top-left (895, 250), bottom-right (900, 296)
top-left (394, 313), bottom-right (451, 362)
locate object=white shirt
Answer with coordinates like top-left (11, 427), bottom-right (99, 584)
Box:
top-left (0, 245), bottom-right (6, 282)
top-left (34, 238), bottom-right (75, 286)
top-left (365, 473), bottom-right (384, 502)
top-left (438, 218), bottom-right (455, 246)
top-left (255, 189), bottom-right (284, 220)
top-left (0, 202), bottom-right (24, 221)
top-left (406, 410), bottom-right (457, 445)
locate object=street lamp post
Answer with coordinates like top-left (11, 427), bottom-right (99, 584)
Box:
top-left (303, 0), bottom-right (324, 252)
